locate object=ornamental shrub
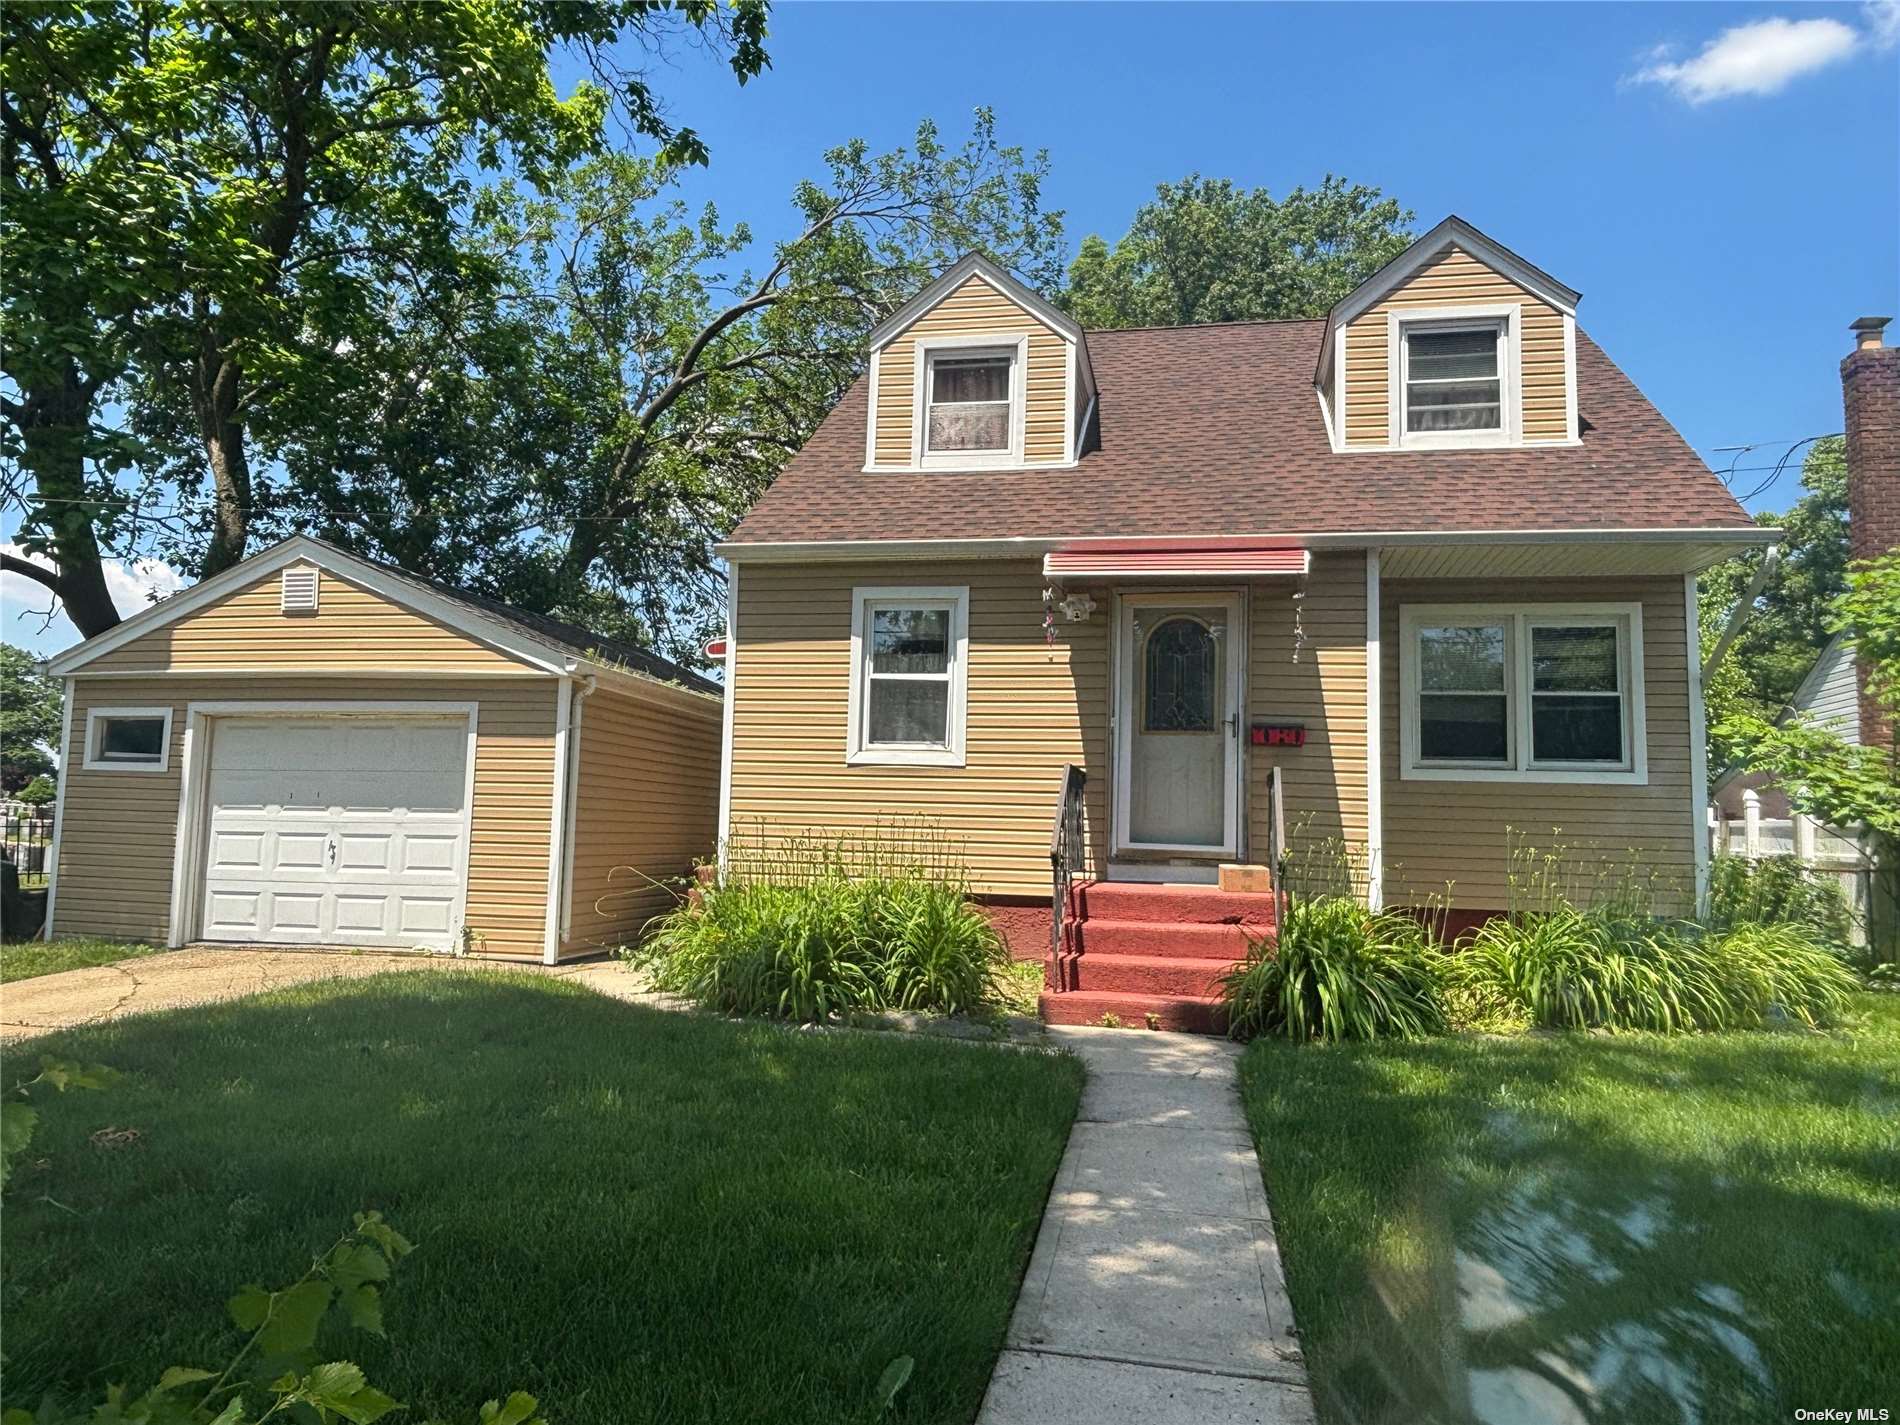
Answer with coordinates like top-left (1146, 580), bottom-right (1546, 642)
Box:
top-left (629, 827), bottom-right (1008, 1020)
top-left (1219, 894), bottom-right (1444, 1044)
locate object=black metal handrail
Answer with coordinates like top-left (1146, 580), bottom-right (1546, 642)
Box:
top-left (1049, 764), bottom-right (1087, 959)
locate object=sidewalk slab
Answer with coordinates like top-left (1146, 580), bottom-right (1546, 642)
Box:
top-left (978, 1026), bottom-right (1312, 1423)
top-left (983, 1351), bottom-right (1317, 1425)
top-left (1053, 1122), bottom-right (1264, 1219)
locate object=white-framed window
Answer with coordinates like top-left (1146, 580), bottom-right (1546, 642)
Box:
top-left (1399, 604), bottom-right (1646, 784)
top-left (1387, 305), bottom-right (1520, 449)
top-left (915, 336), bottom-right (1025, 468)
top-left (846, 586), bottom-right (969, 766)
top-left (82, 706), bottom-right (174, 773)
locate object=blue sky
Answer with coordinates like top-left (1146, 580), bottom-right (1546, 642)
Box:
top-left (4, 1), bottom-right (1896, 655)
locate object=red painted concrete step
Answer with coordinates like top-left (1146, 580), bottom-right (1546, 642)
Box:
top-left (1037, 989), bottom-right (1228, 1035)
top-left (1078, 881), bottom-right (1276, 926)
top-left (1055, 951), bottom-right (1234, 998)
top-left (1074, 918), bottom-right (1261, 960)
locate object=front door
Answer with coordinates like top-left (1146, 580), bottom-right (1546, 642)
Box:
top-left (1115, 593), bottom-right (1242, 856)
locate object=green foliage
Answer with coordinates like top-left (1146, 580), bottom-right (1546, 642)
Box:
top-left (631, 831), bottom-right (1011, 1020)
top-left (247, 111), bottom-right (1064, 662)
top-left (14, 774), bottom-right (55, 806)
top-left (1, 1054), bottom-right (118, 1190)
top-left (1219, 895), bottom-right (1444, 1044)
top-left (1057, 173), bottom-right (1414, 329)
top-left (1706, 853), bottom-right (1853, 946)
top-left (2, 0), bottom-right (768, 631)
top-left (1456, 910), bottom-right (1858, 1033)
top-left (3, 1212), bottom-right (546, 1425)
top-left (0, 644), bottom-right (60, 793)
top-left (1699, 437), bottom-right (1851, 735)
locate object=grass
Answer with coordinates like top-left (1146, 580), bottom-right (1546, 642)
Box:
top-left (1239, 995), bottom-right (1900, 1425)
top-left (1, 936), bottom-right (161, 982)
top-left (1, 972), bottom-right (1084, 1424)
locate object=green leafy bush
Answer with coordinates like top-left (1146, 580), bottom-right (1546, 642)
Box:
top-left (1456, 910), bottom-right (1857, 1032)
top-left (1219, 895), bottom-right (1444, 1043)
top-left (630, 829), bottom-right (1008, 1021)
top-left (1699, 922), bottom-right (1860, 1027)
top-left (1707, 853), bottom-right (1854, 946)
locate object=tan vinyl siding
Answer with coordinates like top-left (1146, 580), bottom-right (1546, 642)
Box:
top-left (872, 275), bottom-right (1070, 466)
top-left (86, 567), bottom-right (531, 674)
top-left (52, 676), bottom-right (558, 958)
top-left (1344, 245), bottom-right (1568, 447)
top-left (1380, 576), bottom-right (1696, 913)
top-left (729, 559), bottom-right (1108, 894)
top-left (1248, 554), bottom-right (1369, 864)
top-left (562, 685), bottom-right (722, 951)
top-left (728, 557), bottom-right (1372, 892)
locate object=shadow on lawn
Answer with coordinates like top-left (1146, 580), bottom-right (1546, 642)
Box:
top-left (1244, 1030), bottom-right (1900, 1425)
top-left (2, 973), bottom-right (1082, 1425)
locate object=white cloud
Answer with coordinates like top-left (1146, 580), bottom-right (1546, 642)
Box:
top-left (1867, 0), bottom-right (1900, 49)
top-left (1630, 13), bottom-right (1866, 103)
top-left (0, 544), bottom-right (186, 659)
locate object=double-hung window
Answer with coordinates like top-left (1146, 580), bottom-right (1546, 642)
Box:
top-left (82, 706), bottom-right (173, 773)
top-left (1401, 604), bottom-right (1646, 783)
top-left (918, 341), bottom-right (1022, 466)
top-left (847, 586), bottom-right (969, 766)
top-left (1403, 322), bottom-right (1504, 436)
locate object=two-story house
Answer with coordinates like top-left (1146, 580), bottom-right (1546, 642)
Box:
top-left (716, 216), bottom-right (1773, 1028)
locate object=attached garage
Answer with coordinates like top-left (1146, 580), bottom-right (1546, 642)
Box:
top-left (44, 537), bottom-right (723, 962)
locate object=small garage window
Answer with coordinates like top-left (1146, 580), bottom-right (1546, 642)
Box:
top-left (83, 706), bottom-right (173, 773)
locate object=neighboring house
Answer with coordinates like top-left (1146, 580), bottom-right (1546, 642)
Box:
top-left (1711, 632), bottom-right (1860, 825)
top-left (41, 536), bottom-right (721, 962)
top-left (717, 215), bottom-right (1773, 1013)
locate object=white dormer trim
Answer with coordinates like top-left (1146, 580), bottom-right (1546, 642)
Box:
top-left (1386, 303), bottom-right (1522, 450)
top-left (867, 251), bottom-right (1084, 352)
top-left (911, 332), bottom-right (1030, 470)
top-left (861, 251), bottom-right (1091, 475)
top-left (1314, 215), bottom-right (1580, 393)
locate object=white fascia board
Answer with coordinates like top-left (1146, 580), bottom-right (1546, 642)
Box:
top-left (49, 536), bottom-right (571, 677)
top-left (717, 525), bottom-right (1782, 564)
top-left (867, 252), bottom-right (1083, 353)
top-left (1315, 214), bottom-right (1581, 387)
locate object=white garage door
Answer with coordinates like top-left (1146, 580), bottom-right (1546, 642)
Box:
top-left (200, 716), bottom-right (469, 951)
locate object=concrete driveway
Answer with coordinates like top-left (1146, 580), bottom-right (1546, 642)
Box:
top-left (0, 946), bottom-right (586, 1043)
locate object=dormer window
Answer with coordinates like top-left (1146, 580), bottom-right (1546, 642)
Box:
top-left (928, 354), bottom-right (1012, 453)
top-left (912, 336), bottom-right (1027, 468)
top-left (1404, 325), bottom-right (1503, 435)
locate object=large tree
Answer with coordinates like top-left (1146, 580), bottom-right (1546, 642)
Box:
top-left (1058, 173), bottom-right (1413, 329)
top-left (0, 642), bottom-right (62, 793)
top-left (1699, 437), bottom-right (1852, 737)
top-left (1, 0), bottom-right (768, 637)
top-left (243, 112), bottom-right (1065, 661)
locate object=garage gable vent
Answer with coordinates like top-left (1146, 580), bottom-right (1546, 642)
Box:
top-left (280, 566), bottom-right (320, 614)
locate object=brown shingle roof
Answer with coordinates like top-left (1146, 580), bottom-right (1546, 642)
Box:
top-left (726, 320), bottom-right (1753, 546)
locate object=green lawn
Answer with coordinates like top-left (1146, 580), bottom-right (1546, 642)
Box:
top-left (1, 973), bottom-right (1084, 1424)
top-left (1240, 995), bottom-right (1900, 1425)
top-left (0, 936), bottom-right (161, 982)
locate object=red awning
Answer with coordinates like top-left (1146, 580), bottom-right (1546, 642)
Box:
top-left (1042, 544), bottom-right (1309, 578)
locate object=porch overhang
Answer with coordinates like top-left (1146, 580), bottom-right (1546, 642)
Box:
top-left (1042, 543), bottom-right (1310, 579)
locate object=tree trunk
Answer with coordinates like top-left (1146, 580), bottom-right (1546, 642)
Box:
top-left (8, 362), bottom-right (123, 639)
top-left (193, 323), bottom-right (253, 577)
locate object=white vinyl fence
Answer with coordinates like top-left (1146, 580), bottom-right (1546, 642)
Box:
top-left (1712, 789), bottom-right (1878, 946)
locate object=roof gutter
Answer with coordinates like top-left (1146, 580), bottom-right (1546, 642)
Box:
top-left (717, 525), bottom-right (1783, 564)
top-left (1701, 543), bottom-right (1781, 684)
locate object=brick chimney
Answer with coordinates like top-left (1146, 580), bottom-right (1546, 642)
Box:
top-left (1842, 314), bottom-right (1898, 749)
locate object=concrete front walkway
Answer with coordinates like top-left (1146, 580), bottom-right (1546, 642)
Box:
top-left (978, 1026), bottom-right (1315, 1424)
top-left (0, 946), bottom-right (580, 1042)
